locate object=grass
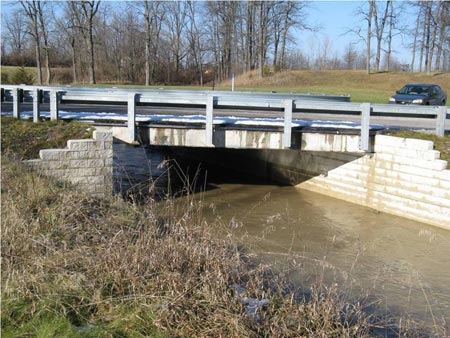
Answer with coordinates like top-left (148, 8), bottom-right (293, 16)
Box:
top-left (219, 69), bottom-right (450, 104)
top-left (1, 116), bottom-right (94, 160)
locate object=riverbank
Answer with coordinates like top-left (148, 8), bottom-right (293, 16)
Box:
top-left (2, 118), bottom-right (447, 336)
top-left (2, 156), bottom-right (377, 337)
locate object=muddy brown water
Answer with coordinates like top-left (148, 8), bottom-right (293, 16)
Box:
top-left (114, 144), bottom-right (450, 331)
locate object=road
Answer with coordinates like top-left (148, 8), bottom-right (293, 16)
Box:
top-left (2, 102), bottom-right (449, 132)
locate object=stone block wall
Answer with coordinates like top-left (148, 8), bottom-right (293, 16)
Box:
top-left (297, 135), bottom-right (450, 230)
top-left (25, 131), bottom-right (113, 198)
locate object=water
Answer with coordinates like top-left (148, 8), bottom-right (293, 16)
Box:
top-left (114, 144), bottom-right (450, 330)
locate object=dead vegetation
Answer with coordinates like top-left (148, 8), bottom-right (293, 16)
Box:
top-left (1, 157), bottom-right (378, 337)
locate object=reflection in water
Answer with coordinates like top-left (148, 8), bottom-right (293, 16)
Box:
top-left (114, 144), bottom-right (450, 329)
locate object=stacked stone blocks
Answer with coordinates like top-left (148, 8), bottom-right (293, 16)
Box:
top-left (25, 131), bottom-right (113, 197)
top-left (298, 134), bottom-right (450, 230)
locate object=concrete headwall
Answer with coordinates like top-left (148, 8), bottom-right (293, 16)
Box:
top-left (297, 135), bottom-right (450, 230)
top-left (25, 131), bottom-right (113, 198)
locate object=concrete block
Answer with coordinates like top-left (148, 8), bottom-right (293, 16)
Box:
top-left (375, 153), bottom-right (448, 171)
top-left (93, 131), bottom-right (113, 141)
top-left (103, 141), bottom-right (113, 150)
top-left (67, 140), bottom-right (89, 151)
top-left (375, 135), bottom-right (434, 151)
top-left (86, 159), bottom-right (103, 168)
top-left (374, 144), bottom-right (440, 161)
top-left (40, 149), bottom-right (70, 161)
top-left (69, 175), bottom-right (104, 185)
top-left (436, 170), bottom-right (450, 182)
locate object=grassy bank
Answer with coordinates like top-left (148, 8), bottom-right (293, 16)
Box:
top-left (220, 70), bottom-right (450, 104)
top-left (1, 117), bottom-right (93, 160)
top-left (1, 165), bottom-right (373, 337)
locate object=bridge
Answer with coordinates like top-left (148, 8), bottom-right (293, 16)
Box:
top-left (1, 85), bottom-right (448, 153)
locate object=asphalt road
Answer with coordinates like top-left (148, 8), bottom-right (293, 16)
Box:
top-left (2, 102), bottom-right (449, 132)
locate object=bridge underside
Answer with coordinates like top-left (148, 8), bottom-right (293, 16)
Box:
top-left (156, 146), bottom-right (364, 186)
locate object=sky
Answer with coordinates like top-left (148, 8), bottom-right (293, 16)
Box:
top-left (297, 1), bottom-right (414, 64)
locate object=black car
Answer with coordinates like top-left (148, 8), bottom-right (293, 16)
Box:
top-left (389, 83), bottom-right (447, 106)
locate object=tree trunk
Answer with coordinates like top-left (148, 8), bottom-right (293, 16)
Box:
top-left (71, 41), bottom-right (77, 83)
top-left (424, 3), bottom-right (432, 74)
top-left (366, 0), bottom-right (374, 74)
top-left (435, 2), bottom-right (449, 70)
top-left (280, 10), bottom-right (289, 70)
top-left (37, 2), bottom-right (51, 84)
top-left (88, 23), bottom-right (96, 84)
top-left (258, 2), bottom-right (264, 78)
top-left (411, 6), bottom-right (422, 72)
top-left (385, 1), bottom-right (393, 71)
top-left (428, 1), bottom-right (441, 73)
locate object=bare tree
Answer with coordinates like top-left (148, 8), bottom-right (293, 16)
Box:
top-left (345, 1), bottom-right (375, 74)
top-left (435, 1), bottom-right (450, 70)
top-left (373, 1), bottom-right (391, 72)
top-left (186, 1), bottom-right (206, 86)
top-left (36, 1), bottom-right (52, 83)
top-left (5, 10), bottom-right (28, 55)
top-left (19, 0), bottom-right (42, 84)
top-left (410, 4), bottom-right (422, 72)
top-left (72, 1), bottom-right (101, 84)
top-left (141, 1), bottom-right (163, 85)
top-left (366, 0), bottom-right (375, 74)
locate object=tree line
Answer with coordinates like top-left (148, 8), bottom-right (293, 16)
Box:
top-left (2, 0), bottom-right (450, 86)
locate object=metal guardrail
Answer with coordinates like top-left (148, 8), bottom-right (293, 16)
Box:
top-left (1, 84), bottom-right (448, 151)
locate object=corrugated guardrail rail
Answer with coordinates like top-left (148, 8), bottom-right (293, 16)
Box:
top-left (1, 84), bottom-right (448, 151)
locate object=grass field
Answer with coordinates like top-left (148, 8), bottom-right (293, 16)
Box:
top-left (220, 69), bottom-right (450, 104)
top-left (2, 66), bottom-right (449, 104)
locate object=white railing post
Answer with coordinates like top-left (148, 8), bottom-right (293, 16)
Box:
top-left (12, 88), bottom-right (20, 119)
top-left (283, 99), bottom-right (293, 148)
top-left (206, 95), bottom-right (214, 146)
top-left (435, 106), bottom-right (447, 137)
top-left (360, 103), bottom-right (371, 152)
top-left (50, 91), bottom-right (59, 121)
top-left (33, 88), bottom-right (41, 122)
top-left (128, 93), bottom-right (137, 143)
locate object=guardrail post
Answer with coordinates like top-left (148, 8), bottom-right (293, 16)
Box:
top-left (206, 95), bottom-right (214, 146)
top-left (360, 103), bottom-right (371, 152)
top-left (12, 88), bottom-right (21, 119)
top-left (50, 91), bottom-right (59, 121)
top-left (33, 89), bottom-right (41, 122)
top-left (128, 93), bottom-right (137, 143)
top-left (283, 99), bottom-right (293, 148)
top-left (435, 106), bottom-right (447, 137)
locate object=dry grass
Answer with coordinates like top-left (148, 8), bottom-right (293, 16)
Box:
top-left (218, 70), bottom-right (450, 104)
top-left (1, 156), bottom-right (377, 337)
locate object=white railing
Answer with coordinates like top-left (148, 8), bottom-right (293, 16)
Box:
top-left (1, 85), bottom-right (448, 151)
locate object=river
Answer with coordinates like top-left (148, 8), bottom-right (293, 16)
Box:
top-left (114, 143), bottom-right (450, 332)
